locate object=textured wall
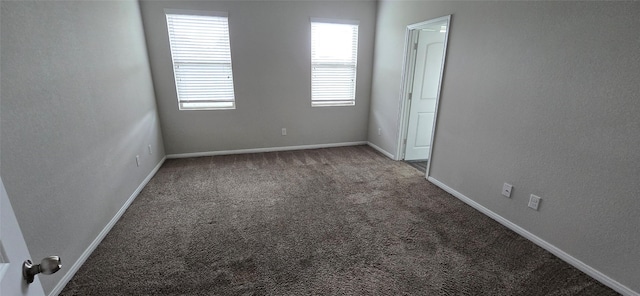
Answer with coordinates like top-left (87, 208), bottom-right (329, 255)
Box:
top-left (0, 1), bottom-right (165, 293)
top-left (140, 0), bottom-right (376, 155)
top-left (370, 1), bottom-right (640, 293)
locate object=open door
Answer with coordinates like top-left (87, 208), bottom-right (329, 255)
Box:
top-left (404, 29), bottom-right (445, 160)
top-left (397, 16), bottom-right (451, 168)
top-left (0, 178), bottom-right (45, 296)
top-left (1, 80), bottom-right (45, 295)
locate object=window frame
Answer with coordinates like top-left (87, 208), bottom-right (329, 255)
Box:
top-left (310, 18), bottom-right (359, 107)
top-left (165, 9), bottom-right (236, 111)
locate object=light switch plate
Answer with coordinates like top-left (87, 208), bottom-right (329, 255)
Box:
top-left (502, 183), bottom-right (513, 198)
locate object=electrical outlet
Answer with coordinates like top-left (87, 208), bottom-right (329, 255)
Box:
top-left (528, 194), bottom-right (541, 210)
top-left (148, 145), bottom-right (152, 155)
top-left (378, 128), bottom-right (382, 136)
top-left (135, 155), bottom-right (140, 167)
top-left (502, 183), bottom-right (513, 198)
top-left (281, 128), bottom-right (287, 136)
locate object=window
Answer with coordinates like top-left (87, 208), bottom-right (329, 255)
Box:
top-left (165, 10), bottom-right (235, 110)
top-left (311, 20), bottom-right (359, 107)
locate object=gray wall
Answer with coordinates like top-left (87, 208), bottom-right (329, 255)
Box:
top-left (0, 1), bottom-right (165, 293)
top-left (140, 0), bottom-right (376, 155)
top-left (370, 1), bottom-right (640, 293)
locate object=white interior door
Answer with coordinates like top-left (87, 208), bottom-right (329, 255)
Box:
top-left (1, 95), bottom-right (44, 295)
top-left (404, 28), bottom-right (446, 161)
top-left (1, 178), bottom-right (45, 296)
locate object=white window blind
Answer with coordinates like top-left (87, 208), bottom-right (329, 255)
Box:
top-left (166, 12), bottom-right (235, 110)
top-left (311, 21), bottom-right (359, 107)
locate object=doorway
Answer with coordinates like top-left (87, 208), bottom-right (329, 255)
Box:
top-left (397, 16), bottom-right (451, 176)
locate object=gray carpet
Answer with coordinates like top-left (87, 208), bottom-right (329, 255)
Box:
top-left (406, 160), bottom-right (428, 173)
top-left (61, 145), bottom-right (618, 295)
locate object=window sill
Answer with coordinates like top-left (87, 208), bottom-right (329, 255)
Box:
top-left (312, 102), bottom-right (355, 107)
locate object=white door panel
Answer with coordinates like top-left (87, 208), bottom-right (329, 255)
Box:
top-left (414, 113), bottom-right (435, 148)
top-left (421, 43), bottom-right (444, 100)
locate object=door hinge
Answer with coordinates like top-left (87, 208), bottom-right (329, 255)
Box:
top-left (413, 42), bottom-right (418, 50)
top-left (403, 138), bottom-right (407, 144)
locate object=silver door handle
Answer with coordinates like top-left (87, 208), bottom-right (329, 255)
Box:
top-left (23, 256), bottom-right (62, 284)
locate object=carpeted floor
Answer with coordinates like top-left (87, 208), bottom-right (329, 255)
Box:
top-left (61, 145), bottom-right (618, 295)
top-left (406, 160), bottom-right (428, 173)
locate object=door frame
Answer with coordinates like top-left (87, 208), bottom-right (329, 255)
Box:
top-left (395, 15), bottom-right (452, 179)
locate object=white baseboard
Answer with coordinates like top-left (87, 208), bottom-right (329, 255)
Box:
top-left (427, 177), bottom-right (638, 296)
top-left (366, 142), bottom-right (395, 159)
top-left (49, 157), bottom-right (167, 296)
top-left (166, 141), bottom-right (368, 159)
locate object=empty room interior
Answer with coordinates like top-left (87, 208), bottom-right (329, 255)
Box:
top-left (1, 0), bottom-right (638, 295)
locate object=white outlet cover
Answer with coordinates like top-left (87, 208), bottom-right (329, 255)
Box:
top-left (528, 194), bottom-right (541, 210)
top-left (502, 183), bottom-right (513, 198)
